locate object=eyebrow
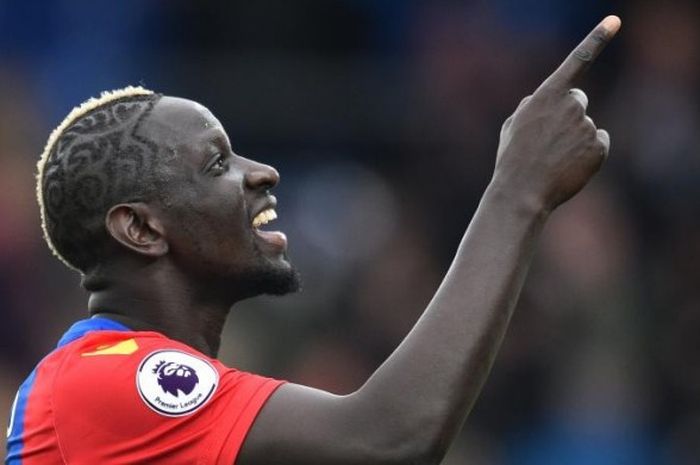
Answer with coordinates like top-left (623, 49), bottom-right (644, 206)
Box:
top-left (210, 132), bottom-right (229, 149)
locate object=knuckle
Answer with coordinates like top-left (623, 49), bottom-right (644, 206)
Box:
top-left (573, 48), bottom-right (593, 62)
top-left (565, 98), bottom-right (585, 117)
top-left (591, 30), bottom-right (609, 45)
top-left (574, 99), bottom-right (588, 111)
top-left (501, 116), bottom-right (513, 130)
top-left (580, 120), bottom-right (597, 142)
top-left (575, 89), bottom-right (588, 100)
top-left (587, 125), bottom-right (598, 140)
top-left (596, 141), bottom-right (609, 160)
top-left (568, 88), bottom-right (588, 105)
top-left (590, 134), bottom-right (605, 154)
top-left (518, 96), bottom-right (532, 108)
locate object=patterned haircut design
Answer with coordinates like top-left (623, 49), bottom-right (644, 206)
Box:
top-left (37, 86), bottom-right (163, 272)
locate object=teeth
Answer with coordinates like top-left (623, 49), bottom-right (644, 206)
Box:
top-left (252, 208), bottom-right (277, 228)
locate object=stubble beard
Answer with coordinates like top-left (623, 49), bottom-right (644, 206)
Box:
top-left (237, 245), bottom-right (302, 298)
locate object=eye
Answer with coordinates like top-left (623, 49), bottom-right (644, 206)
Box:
top-left (210, 153), bottom-right (229, 175)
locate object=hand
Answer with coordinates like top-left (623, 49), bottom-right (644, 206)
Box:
top-left (492, 15), bottom-right (621, 212)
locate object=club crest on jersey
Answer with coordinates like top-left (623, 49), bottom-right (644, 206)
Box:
top-left (137, 350), bottom-right (218, 417)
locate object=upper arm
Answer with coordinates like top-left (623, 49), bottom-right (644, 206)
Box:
top-left (237, 383), bottom-right (417, 465)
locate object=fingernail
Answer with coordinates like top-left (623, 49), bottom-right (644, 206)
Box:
top-left (601, 15), bottom-right (622, 34)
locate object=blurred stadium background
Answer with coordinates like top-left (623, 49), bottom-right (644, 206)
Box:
top-left (1, 1), bottom-right (699, 463)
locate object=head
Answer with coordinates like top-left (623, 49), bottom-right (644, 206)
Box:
top-left (38, 86), bottom-right (299, 301)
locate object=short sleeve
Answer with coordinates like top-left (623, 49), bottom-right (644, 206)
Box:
top-left (200, 369), bottom-right (284, 464)
top-left (52, 333), bottom-right (284, 465)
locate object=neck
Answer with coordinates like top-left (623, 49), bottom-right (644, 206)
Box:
top-left (90, 309), bottom-right (227, 358)
top-left (86, 264), bottom-right (237, 358)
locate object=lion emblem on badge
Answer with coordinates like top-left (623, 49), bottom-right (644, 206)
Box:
top-left (138, 350), bottom-right (218, 416)
top-left (153, 360), bottom-right (199, 397)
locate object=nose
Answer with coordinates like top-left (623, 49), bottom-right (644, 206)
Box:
top-left (244, 159), bottom-right (280, 191)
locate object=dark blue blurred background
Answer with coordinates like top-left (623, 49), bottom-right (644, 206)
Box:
top-left (2, 1), bottom-right (699, 463)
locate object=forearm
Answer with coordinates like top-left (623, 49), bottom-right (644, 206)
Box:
top-left (353, 181), bottom-right (548, 457)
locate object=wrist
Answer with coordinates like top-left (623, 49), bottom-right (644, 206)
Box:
top-left (484, 178), bottom-right (552, 222)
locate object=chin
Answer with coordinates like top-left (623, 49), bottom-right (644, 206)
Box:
top-left (260, 265), bottom-right (302, 296)
top-left (238, 260), bottom-right (301, 299)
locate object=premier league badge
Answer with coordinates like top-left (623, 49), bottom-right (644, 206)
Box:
top-left (137, 349), bottom-right (219, 417)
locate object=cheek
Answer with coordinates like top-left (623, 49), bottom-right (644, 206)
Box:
top-left (160, 177), bottom-right (252, 260)
top-left (182, 203), bottom-right (253, 260)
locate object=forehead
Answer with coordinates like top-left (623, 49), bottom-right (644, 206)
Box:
top-left (141, 96), bottom-right (227, 149)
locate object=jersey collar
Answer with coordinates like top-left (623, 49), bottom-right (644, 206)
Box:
top-left (57, 317), bottom-right (130, 348)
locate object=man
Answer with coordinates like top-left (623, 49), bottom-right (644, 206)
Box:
top-left (6, 15), bottom-right (620, 465)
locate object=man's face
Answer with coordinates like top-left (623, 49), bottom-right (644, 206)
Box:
top-left (140, 96), bottom-right (299, 300)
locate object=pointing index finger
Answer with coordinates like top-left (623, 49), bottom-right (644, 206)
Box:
top-left (538, 15), bottom-right (621, 92)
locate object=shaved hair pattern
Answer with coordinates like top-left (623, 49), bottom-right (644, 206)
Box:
top-left (37, 86), bottom-right (163, 272)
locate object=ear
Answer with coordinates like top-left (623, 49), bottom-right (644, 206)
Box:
top-left (105, 203), bottom-right (169, 258)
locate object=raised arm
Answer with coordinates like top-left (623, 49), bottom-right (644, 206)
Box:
top-left (238, 16), bottom-right (621, 465)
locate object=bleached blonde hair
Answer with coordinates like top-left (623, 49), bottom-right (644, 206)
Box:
top-left (36, 85), bottom-right (155, 271)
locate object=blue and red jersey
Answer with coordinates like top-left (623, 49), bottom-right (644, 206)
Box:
top-left (5, 317), bottom-right (284, 464)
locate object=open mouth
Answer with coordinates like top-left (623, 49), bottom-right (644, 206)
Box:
top-left (252, 208), bottom-right (277, 228)
top-left (251, 208), bottom-right (287, 251)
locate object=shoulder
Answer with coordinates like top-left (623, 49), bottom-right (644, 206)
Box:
top-left (50, 332), bottom-right (222, 453)
top-left (53, 330), bottom-right (225, 409)
top-left (52, 330), bottom-right (282, 421)
top-left (49, 330), bottom-right (284, 464)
